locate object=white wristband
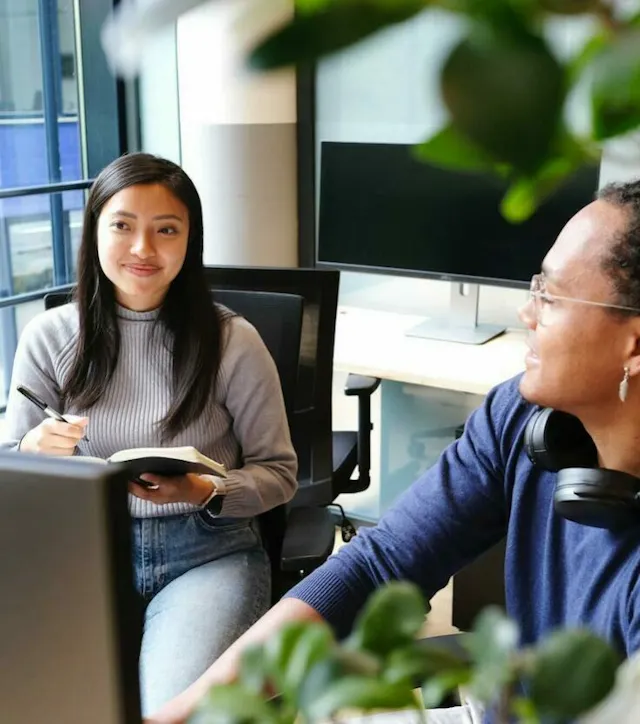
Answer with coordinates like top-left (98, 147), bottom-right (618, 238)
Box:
top-left (200, 476), bottom-right (227, 507)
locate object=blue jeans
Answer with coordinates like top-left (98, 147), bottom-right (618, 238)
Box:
top-left (131, 512), bottom-right (270, 715)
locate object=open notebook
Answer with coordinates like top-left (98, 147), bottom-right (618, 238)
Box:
top-left (73, 446), bottom-right (227, 479)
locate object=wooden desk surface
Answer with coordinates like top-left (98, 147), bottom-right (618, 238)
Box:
top-left (333, 306), bottom-right (527, 396)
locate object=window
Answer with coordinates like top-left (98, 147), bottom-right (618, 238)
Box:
top-left (0, 0), bottom-right (124, 411)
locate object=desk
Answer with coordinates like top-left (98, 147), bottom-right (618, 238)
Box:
top-left (332, 306), bottom-right (527, 521)
top-left (333, 306), bottom-right (527, 394)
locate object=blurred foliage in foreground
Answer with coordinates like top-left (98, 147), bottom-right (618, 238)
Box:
top-left (103, 0), bottom-right (640, 221)
top-left (188, 582), bottom-right (625, 724)
top-left (248, 0), bottom-right (640, 222)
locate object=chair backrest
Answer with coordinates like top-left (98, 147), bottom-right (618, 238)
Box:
top-left (44, 289), bottom-right (303, 419)
top-left (43, 288), bottom-right (305, 596)
top-left (43, 291), bottom-right (73, 310)
top-left (204, 266), bottom-right (340, 507)
top-left (45, 269), bottom-right (341, 507)
top-left (212, 289), bottom-right (302, 420)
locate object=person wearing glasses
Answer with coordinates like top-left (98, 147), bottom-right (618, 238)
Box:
top-left (149, 180), bottom-right (640, 724)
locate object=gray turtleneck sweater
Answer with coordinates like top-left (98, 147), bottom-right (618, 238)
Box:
top-left (1, 303), bottom-right (298, 518)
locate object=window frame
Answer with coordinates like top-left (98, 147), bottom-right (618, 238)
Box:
top-left (0, 0), bottom-right (129, 413)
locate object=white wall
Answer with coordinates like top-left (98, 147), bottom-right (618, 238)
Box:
top-left (139, 26), bottom-right (181, 164)
top-left (143, 0), bottom-right (296, 268)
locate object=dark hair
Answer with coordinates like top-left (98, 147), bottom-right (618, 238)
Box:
top-left (62, 152), bottom-right (225, 440)
top-left (597, 180), bottom-right (640, 314)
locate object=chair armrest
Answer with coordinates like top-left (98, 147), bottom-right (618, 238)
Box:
top-left (344, 374), bottom-right (381, 397)
top-left (281, 506), bottom-right (335, 573)
top-left (344, 374), bottom-right (381, 490)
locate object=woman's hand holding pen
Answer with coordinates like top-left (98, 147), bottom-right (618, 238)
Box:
top-left (19, 416), bottom-right (89, 455)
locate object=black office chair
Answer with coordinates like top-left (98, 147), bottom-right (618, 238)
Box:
top-left (213, 289), bottom-right (302, 420)
top-left (43, 288), bottom-right (324, 600)
top-left (42, 289), bottom-right (302, 422)
top-left (203, 266), bottom-right (381, 512)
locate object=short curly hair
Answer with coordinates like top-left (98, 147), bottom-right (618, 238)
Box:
top-left (597, 179), bottom-right (640, 314)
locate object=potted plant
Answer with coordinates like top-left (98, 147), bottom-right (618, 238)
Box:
top-left (186, 581), bottom-right (627, 724)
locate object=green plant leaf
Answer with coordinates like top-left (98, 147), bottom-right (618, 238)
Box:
top-left (413, 124), bottom-right (497, 173)
top-left (464, 607), bottom-right (519, 702)
top-left (511, 696), bottom-right (542, 724)
top-left (346, 581), bottom-right (429, 657)
top-left (261, 620), bottom-right (336, 706)
top-left (281, 622), bottom-right (335, 699)
top-left (567, 32), bottom-right (610, 84)
top-left (297, 656), bottom-right (346, 716)
top-left (335, 647), bottom-right (382, 676)
top-left (499, 140), bottom-right (592, 223)
top-left (263, 621), bottom-right (309, 675)
top-left (591, 30), bottom-right (640, 140)
top-left (188, 684), bottom-right (283, 724)
top-left (249, 1), bottom-right (425, 70)
top-left (421, 669), bottom-right (471, 708)
top-left (528, 629), bottom-right (620, 719)
top-left (295, 0), bottom-right (333, 13)
top-left (306, 675), bottom-right (418, 721)
top-left (441, 22), bottom-right (566, 173)
top-left (238, 644), bottom-right (270, 696)
top-left (501, 178), bottom-right (540, 223)
top-left (384, 642), bottom-right (469, 686)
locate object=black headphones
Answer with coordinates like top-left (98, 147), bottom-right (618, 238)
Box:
top-left (524, 407), bottom-right (640, 529)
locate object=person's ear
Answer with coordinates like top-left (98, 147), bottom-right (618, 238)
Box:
top-left (624, 324), bottom-right (640, 378)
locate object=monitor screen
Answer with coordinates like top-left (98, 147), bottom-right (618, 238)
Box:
top-left (317, 142), bottom-right (601, 289)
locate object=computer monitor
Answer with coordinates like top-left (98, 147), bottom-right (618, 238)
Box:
top-left (317, 141), bottom-right (601, 343)
top-left (0, 452), bottom-right (141, 724)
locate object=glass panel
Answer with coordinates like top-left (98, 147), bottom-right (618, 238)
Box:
top-left (0, 299), bottom-right (44, 410)
top-left (0, 187), bottom-right (83, 407)
top-left (0, 0), bottom-right (83, 189)
top-left (1, 189), bottom-right (84, 294)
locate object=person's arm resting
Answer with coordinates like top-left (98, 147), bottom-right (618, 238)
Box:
top-left (147, 379), bottom-right (526, 724)
top-left (285, 379), bottom-right (524, 637)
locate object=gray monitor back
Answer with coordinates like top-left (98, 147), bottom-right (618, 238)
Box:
top-left (0, 452), bottom-right (140, 724)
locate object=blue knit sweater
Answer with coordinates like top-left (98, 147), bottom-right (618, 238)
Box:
top-left (288, 375), bottom-right (640, 664)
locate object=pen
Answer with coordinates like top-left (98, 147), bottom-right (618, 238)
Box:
top-left (16, 385), bottom-right (90, 442)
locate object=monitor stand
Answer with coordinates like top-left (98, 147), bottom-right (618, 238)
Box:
top-left (406, 283), bottom-right (505, 345)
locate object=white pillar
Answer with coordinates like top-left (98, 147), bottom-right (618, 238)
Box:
top-left (176, 0), bottom-right (298, 267)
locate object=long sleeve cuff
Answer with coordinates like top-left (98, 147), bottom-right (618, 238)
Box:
top-left (284, 562), bottom-right (372, 640)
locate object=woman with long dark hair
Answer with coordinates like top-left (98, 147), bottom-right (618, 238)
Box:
top-left (1, 153), bottom-right (297, 714)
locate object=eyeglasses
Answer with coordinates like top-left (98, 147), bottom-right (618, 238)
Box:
top-left (528, 273), bottom-right (640, 326)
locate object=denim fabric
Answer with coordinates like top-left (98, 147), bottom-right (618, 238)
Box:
top-left (132, 512), bottom-right (270, 715)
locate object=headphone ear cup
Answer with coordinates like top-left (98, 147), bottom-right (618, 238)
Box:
top-left (524, 408), bottom-right (597, 472)
top-left (555, 468), bottom-right (640, 529)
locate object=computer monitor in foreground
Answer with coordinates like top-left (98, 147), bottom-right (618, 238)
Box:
top-left (0, 451), bottom-right (141, 724)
